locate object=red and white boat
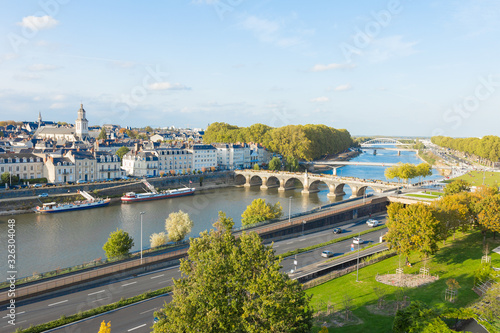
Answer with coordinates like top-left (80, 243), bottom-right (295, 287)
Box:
top-left (121, 180), bottom-right (195, 203)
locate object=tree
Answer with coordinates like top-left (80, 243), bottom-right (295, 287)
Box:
top-left (154, 212), bottom-right (313, 332)
top-left (253, 163), bottom-right (260, 170)
top-left (285, 156), bottom-right (299, 172)
top-left (443, 179), bottom-right (470, 196)
top-left (433, 192), bottom-right (473, 240)
top-left (165, 210), bottom-right (193, 242)
top-left (475, 191), bottom-right (500, 238)
top-left (98, 128), bottom-right (107, 140)
top-left (102, 229), bottom-right (134, 259)
top-left (386, 203), bottom-right (441, 261)
top-left (393, 301), bottom-right (473, 333)
top-left (150, 232), bottom-right (168, 248)
top-left (144, 126), bottom-right (153, 133)
top-left (98, 320), bottom-right (111, 333)
top-left (416, 163), bottom-right (432, 183)
top-left (115, 146), bottom-right (130, 161)
top-left (269, 157), bottom-right (282, 171)
top-left (1, 172), bottom-right (10, 184)
top-left (241, 198), bottom-right (283, 226)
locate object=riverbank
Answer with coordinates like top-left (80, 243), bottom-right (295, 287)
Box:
top-left (311, 149), bottom-right (361, 172)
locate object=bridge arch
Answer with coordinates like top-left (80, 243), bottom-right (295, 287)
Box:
top-left (262, 175), bottom-right (280, 189)
top-left (361, 138), bottom-right (405, 146)
top-left (308, 179), bottom-right (329, 193)
top-left (281, 177), bottom-right (303, 191)
top-left (234, 174), bottom-right (246, 186)
top-left (354, 185), bottom-right (376, 197)
top-left (248, 175), bottom-right (263, 187)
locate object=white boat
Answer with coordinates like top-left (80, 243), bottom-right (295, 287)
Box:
top-left (35, 191), bottom-right (111, 213)
top-left (121, 180), bottom-right (195, 203)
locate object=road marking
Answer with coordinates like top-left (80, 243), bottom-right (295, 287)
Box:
top-left (299, 238), bottom-right (307, 241)
top-left (150, 274), bottom-right (164, 279)
top-left (122, 281), bottom-right (137, 287)
top-left (48, 300), bottom-right (68, 306)
top-left (273, 245), bottom-right (279, 248)
top-left (88, 289), bottom-right (106, 296)
top-left (92, 298), bottom-right (108, 303)
top-left (158, 280), bottom-right (170, 284)
top-left (128, 324), bottom-right (147, 331)
top-left (286, 241), bottom-right (293, 245)
top-left (140, 308), bottom-right (157, 315)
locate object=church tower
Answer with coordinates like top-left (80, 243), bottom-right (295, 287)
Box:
top-left (38, 111), bottom-right (42, 125)
top-left (75, 104), bottom-right (89, 139)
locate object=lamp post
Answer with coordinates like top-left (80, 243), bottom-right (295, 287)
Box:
top-left (140, 211), bottom-right (145, 264)
top-left (288, 196), bottom-right (292, 224)
top-left (356, 232), bottom-right (360, 282)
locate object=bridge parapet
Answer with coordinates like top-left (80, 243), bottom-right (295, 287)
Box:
top-left (233, 170), bottom-right (399, 198)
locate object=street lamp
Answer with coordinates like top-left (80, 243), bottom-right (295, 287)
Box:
top-left (288, 196), bottom-right (292, 224)
top-left (140, 211), bottom-right (145, 264)
top-left (356, 232), bottom-right (360, 282)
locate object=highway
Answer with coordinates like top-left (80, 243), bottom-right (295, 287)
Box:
top-left (1, 215), bottom-right (387, 332)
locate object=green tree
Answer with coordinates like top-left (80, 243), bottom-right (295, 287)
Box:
top-left (443, 179), bottom-right (470, 196)
top-left (144, 126), bottom-right (153, 133)
top-left (241, 198), bottom-right (283, 226)
top-left (0, 131), bottom-right (4, 138)
top-left (253, 163), bottom-right (260, 170)
top-left (285, 156), bottom-right (299, 172)
top-left (165, 210), bottom-right (193, 242)
top-left (154, 212), bottom-right (313, 332)
top-left (1, 172), bottom-right (10, 184)
top-left (102, 229), bottom-right (134, 259)
top-left (416, 163), bottom-right (432, 182)
top-left (475, 191), bottom-right (500, 237)
top-left (386, 203), bottom-right (441, 261)
top-left (393, 301), bottom-right (473, 333)
top-left (115, 146), bottom-right (130, 161)
top-left (98, 127), bottom-right (107, 140)
top-left (433, 192), bottom-right (473, 240)
top-left (269, 157), bottom-right (282, 171)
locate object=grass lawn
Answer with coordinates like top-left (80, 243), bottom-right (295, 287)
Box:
top-left (404, 193), bottom-right (439, 199)
top-left (306, 231), bottom-right (500, 332)
top-left (453, 170), bottom-right (500, 187)
top-left (423, 191), bottom-right (443, 196)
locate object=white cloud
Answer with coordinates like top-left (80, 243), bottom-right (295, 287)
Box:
top-left (311, 96), bottom-right (329, 103)
top-left (334, 84), bottom-right (352, 92)
top-left (17, 15), bottom-right (59, 30)
top-left (367, 36), bottom-right (418, 63)
top-left (14, 73), bottom-right (42, 81)
top-left (49, 103), bottom-right (66, 109)
top-left (28, 64), bottom-right (60, 72)
top-left (311, 63), bottom-right (355, 72)
top-left (52, 94), bottom-right (66, 101)
top-left (148, 82), bottom-right (190, 90)
top-left (239, 15), bottom-right (310, 48)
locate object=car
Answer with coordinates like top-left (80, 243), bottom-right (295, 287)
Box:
top-left (332, 227), bottom-right (342, 234)
top-left (76, 180), bottom-right (87, 184)
top-left (66, 181), bottom-right (75, 185)
top-left (353, 237), bottom-right (363, 245)
top-left (153, 316), bottom-right (159, 324)
top-left (366, 219), bottom-right (379, 227)
top-left (321, 250), bottom-right (334, 258)
top-left (120, 176), bottom-right (129, 180)
top-left (32, 183), bottom-right (43, 188)
top-left (38, 193), bottom-right (49, 197)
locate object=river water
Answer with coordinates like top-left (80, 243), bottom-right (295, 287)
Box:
top-left (0, 147), bottom-right (442, 279)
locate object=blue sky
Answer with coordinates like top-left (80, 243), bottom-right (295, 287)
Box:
top-left (0, 0), bottom-right (499, 137)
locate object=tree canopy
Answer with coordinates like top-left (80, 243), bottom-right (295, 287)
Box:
top-left (386, 203), bottom-right (441, 259)
top-left (98, 127), bottom-right (107, 140)
top-left (115, 146), bottom-right (130, 160)
top-left (203, 122), bottom-right (353, 161)
top-left (153, 212), bottom-right (312, 332)
top-left (384, 163), bottom-right (433, 184)
top-left (443, 179), bottom-right (470, 196)
top-left (432, 135), bottom-right (500, 163)
top-left (269, 157), bottom-right (282, 171)
top-left (98, 320), bottom-right (111, 333)
top-left (241, 198), bottom-right (283, 226)
top-left (165, 210), bottom-right (194, 242)
top-left (102, 229), bottom-right (134, 259)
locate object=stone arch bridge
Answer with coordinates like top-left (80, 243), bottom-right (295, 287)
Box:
top-left (234, 170), bottom-right (399, 199)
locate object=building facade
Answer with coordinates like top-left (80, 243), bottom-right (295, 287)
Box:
top-left (0, 153), bottom-right (44, 181)
top-left (188, 144), bottom-right (217, 172)
top-left (122, 151), bottom-right (159, 177)
top-left (75, 104), bottom-right (89, 139)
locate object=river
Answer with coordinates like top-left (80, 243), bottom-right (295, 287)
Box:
top-left (0, 147), bottom-right (443, 279)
